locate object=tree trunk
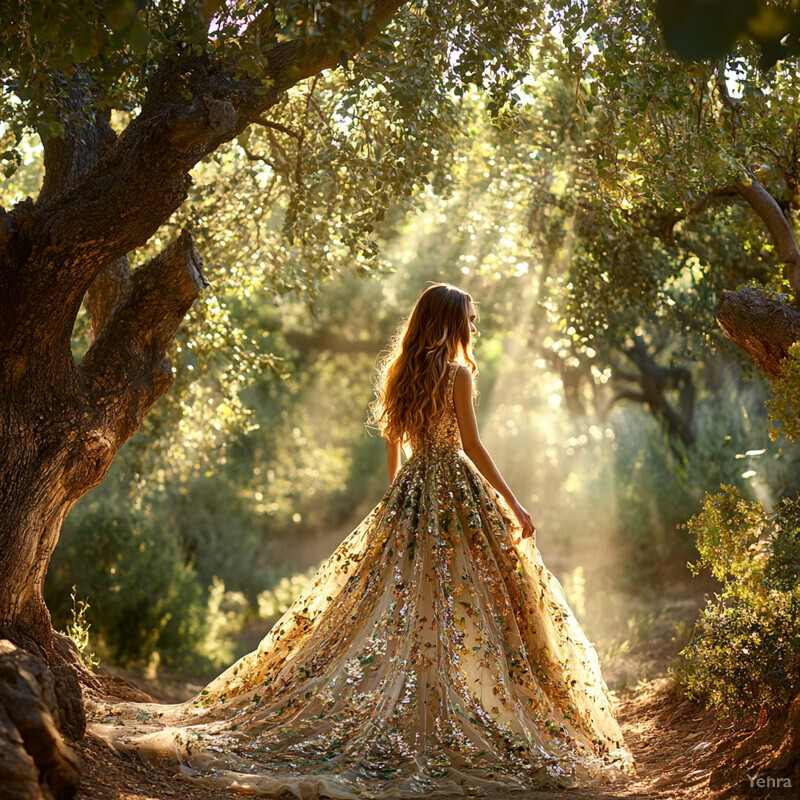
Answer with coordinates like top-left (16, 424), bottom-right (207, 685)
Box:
top-left (0, 404), bottom-right (117, 654)
top-left (0, 231), bottom-right (206, 659)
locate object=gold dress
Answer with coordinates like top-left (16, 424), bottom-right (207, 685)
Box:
top-left (89, 363), bottom-right (635, 798)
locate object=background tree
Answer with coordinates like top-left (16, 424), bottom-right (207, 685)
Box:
top-left (540, 0), bottom-right (800, 437)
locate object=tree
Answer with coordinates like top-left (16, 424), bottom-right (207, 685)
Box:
top-left (442, 0), bottom-right (800, 441)
top-left (570, 1), bottom-right (800, 390)
top-left (0, 0), bottom-right (539, 721)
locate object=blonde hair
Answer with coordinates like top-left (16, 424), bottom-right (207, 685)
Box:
top-left (369, 283), bottom-right (477, 447)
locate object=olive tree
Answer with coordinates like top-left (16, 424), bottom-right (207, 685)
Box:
top-left (0, 0), bottom-right (536, 684)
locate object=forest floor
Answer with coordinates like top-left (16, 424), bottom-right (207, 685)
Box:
top-left (72, 573), bottom-right (793, 800)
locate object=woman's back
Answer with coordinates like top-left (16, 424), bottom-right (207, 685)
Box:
top-left (406, 362), bottom-right (463, 456)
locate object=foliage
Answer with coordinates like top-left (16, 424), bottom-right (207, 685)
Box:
top-left (62, 587), bottom-right (99, 670)
top-left (655, 0), bottom-right (800, 68)
top-left (673, 485), bottom-right (800, 716)
top-left (766, 342), bottom-right (800, 443)
top-left (46, 500), bottom-right (245, 671)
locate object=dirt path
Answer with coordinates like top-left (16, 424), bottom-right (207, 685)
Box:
top-left (73, 578), bottom-right (788, 800)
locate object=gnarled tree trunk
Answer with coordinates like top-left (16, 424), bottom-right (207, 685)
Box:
top-left (0, 232), bottom-right (206, 655)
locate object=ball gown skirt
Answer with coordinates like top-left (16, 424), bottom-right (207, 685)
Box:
top-left (88, 363), bottom-right (636, 798)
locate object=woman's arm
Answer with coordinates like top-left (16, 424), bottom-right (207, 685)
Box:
top-left (385, 437), bottom-right (401, 484)
top-left (453, 366), bottom-right (535, 542)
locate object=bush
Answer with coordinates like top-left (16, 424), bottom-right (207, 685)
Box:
top-left (46, 499), bottom-right (244, 672)
top-left (672, 486), bottom-right (800, 717)
top-left (608, 417), bottom-right (697, 586)
top-left (766, 342), bottom-right (800, 443)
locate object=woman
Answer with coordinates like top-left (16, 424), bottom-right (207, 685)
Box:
top-left (90, 283), bottom-right (635, 798)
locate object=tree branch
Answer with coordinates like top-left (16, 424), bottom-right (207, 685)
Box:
top-left (12, 0), bottom-right (409, 349)
top-left (5, 94), bottom-right (236, 359)
top-left (79, 231), bottom-right (207, 444)
top-left (735, 171), bottom-right (800, 297)
top-left (610, 366), bottom-right (640, 383)
top-left (604, 389), bottom-right (648, 415)
top-left (245, 116), bottom-right (302, 138)
top-left (38, 75), bottom-right (117, 207)
top-left (717, 286), bottom-right (800, 377)
top-left (284, 330), bottom-right (383, 354)
top-left (658, 184), bottom-right (740, 242)
top-left (255, 0), bottom-right (408, 97)
top-left (84, 257), bottom-right (132, 343)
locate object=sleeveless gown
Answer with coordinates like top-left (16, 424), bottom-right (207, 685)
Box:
top-left (88, 363), bottom-right (635, 798)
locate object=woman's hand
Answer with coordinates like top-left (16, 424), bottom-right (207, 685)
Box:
top-left (509, 499), bottom-right (536, 544)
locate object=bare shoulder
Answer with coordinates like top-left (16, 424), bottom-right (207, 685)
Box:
top-left (453, 365), bottom-right (473, 400)
top-left (454, 364), bottom-right (472, 387)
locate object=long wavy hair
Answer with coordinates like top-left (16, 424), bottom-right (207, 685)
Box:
top-left (369, 283), bottom-right (478, 446)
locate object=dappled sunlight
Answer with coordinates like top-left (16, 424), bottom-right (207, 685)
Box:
top-left (4, 1), bottom-right (800, 798)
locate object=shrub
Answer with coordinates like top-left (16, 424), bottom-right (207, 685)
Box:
top-left (46, 499), bottom-right (244, 672)
top-left (766, 343), bottom-right (800, 443)
top-left (672, 486), bottom-right (800, 717)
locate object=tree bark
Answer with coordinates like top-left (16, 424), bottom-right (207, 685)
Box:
top-left (84, 257), bottom-right (132, 343)
top-left (284, 330), bottom-right (384, 354)
top-left (735, 171), bottom-right (800, 298)
top-left (716, 287), bottom-right (800, 377)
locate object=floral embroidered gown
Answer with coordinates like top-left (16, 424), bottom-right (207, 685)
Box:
top-left (89, 363), bottom-right (635, 798)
